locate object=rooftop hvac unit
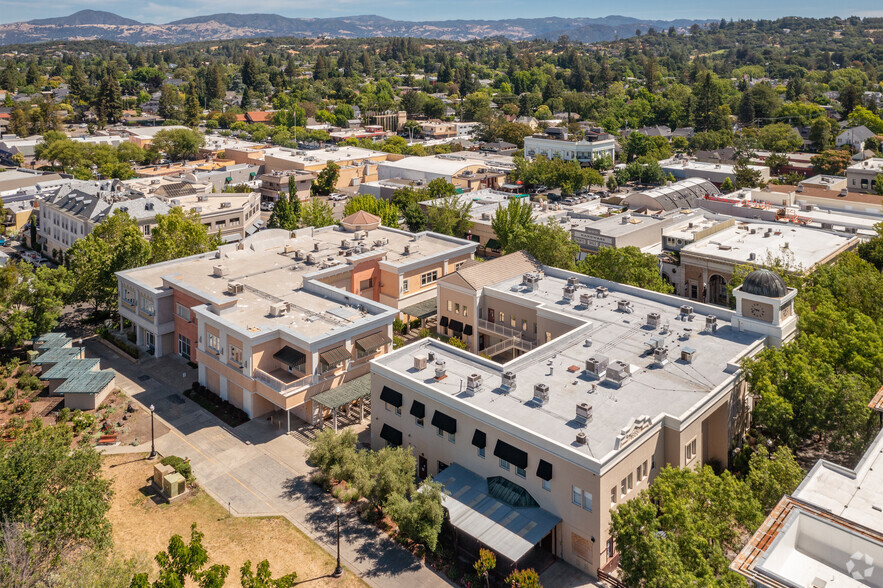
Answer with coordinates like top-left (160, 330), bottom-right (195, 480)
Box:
top-left (355, 231), bottom-right (368, 240)
top-left (575, 431), bottom-right (587, 445)
top-left (647, 312), bottom-right (661, 327)
top-left (227, 281), bottom-right (244, 294)
top-left (313, 242), bottom-right (320, 251)
top-left (567, 276), bottom-right (580, 286)
top-left (269, 302), bottom-right (288, 317)
top-left (646, 336), bottom-right (666, 350)
top-left (404, 243), bottom-right (418, 255)
top-left (213, 265), bottom-right (227, 277)
top-left (306, 253), bottom-right (317, 264)
top-left (220, 201), bottom-right (232, 209)
top-left (197, 195), bottom-right (208, 202)
top-left (467, 374), bottom-right (483, 393)
top-left (427, 351), bottom-right (436, 362)
top-left (585, 355), bottom-right (609, 377)
top-left (596, 286), bottom-right (609, 298)
top-left (680, 305), bottom-right (694, 317)
top-left (680, 347), bottom-right (696, 363)
top-left (653, 347), bottom-right (669, 366)
top-left (481, 212), bottom-right (491, 220)
top-left (414, 355), bottom-right (427, 370)
top-left (576, 402), bottom-right (593, 424)
top-left (522, 272), bottom-right (542, 290)
top-left (533, 383), bottom-right (550, 405)
top-left (580, 293), bottom-right (594, 308)
top-left (295, 249), bottom-right (305, 260)
top-left (605, 361), bottom-right (631, 387)
top-left (434, 359), bottom-right (446, 379)
top-left (374, 239), bottom-right (385, 247)
top-left (705, 315), bottom-right (718, 332)
top-left (341, 239), bottom-right (352, 248)
top-left (617, 300), bottom-right (633, 313)
top-left (563, 285), bottom-right (576, 301)
top-left (501, 371), bottom-right (516, 391)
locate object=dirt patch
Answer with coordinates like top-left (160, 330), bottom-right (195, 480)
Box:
top-left (103, 453), bottom-right (367, 588)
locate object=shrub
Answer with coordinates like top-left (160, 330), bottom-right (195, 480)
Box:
top-left (393, 336), bottom-right (405, 349)
top-left (56, 407), bottom-right (71, 423)
top-left (161, 455), bottom-right (194, 483)
top-left (409, 318), bottom-right (422, 330)
top-left (418, 328), bottom-right (433, 339)
top-left (17, 372), bottom-right (43, 392)
top-left (70, 410), bottom-right (96, 433)
top-left (307, 428), bottom-right (358, 480)
top-left (393, 318), bottom-right (405, 334)
top-left (446, 336), bottom-right (467, 349)
top-left (3, 387), bottom-right (15, 401)
top-left (13, 400), bottom-right (31, 413)
top-left (505, 569), bottom-right (542, 588)
top-left (386, 480), bottom-right (445, 552)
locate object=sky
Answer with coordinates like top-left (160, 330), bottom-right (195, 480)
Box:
top-left (2, 0), bottom-right (883, 24)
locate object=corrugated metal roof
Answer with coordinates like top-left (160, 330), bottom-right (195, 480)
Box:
top-left (433, 463), bottom-right (560, 562)
top-left (55, 369), bottom-right (115, 395)
top-left (40, 358), bottom-right (100, 380)
top-left (311, 374), bottom-right (371, 409)
top-left (31, 347), bottom-right (82, 364)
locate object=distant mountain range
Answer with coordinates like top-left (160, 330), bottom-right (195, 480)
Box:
top-left (0, 10), bottom-right (715, 46)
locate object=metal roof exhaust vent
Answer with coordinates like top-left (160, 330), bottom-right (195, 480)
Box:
top-left (647, 312), bottom-right (661, 328)
top-left (585, 355), bottom-right (609, 378)
top-left (427, 350), bottom-right (436, 362)
top-left (501, 371), bottom-right (517, 391)
top-left (533, 383), bottom-right (550, 405)
top-left (680, 347), bottom-right (696, 363)
top-left (567, 276), bottom-right (580, 286)
top-left (617, 300), bottom-right (634, 313)
top-left (579, 292), bottom-right (593, 308)
top-left (653, 347), bottom-right (669, 367)
top-left (434, 359), bottom-right (447, 379)
top-left (705, 315), bottom-right (718, 332)
top-left (576, 431), bottom-right (587, 445)
top-left (679, 305), bottom-right (694, 320)
top-left (576, 402), bottom-right (593, 424)
top-left (596, 286), bottom-right (609, 298)
top-left (466, 374), bottom-right (483, 393)
top-left (414, 355), bottom-right (427, 370)
top-left (563, 285), bottom-right (576, 302)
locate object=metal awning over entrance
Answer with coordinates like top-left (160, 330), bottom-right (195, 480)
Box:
top-left (311, 374), bottom-right (371, 410)
top-left (319, 345), bottom-right (350, 366)
top-left (433, 463), bottom-right (561, 563)
top-left (401, 298), bottom-right (438, 320)
top-left (354, 332), bottom-right (391, 353)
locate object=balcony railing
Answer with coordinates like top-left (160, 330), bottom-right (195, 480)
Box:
top-left (482, 336), bottom-right (536, 358)
top-left (477, 319), bottom-right (537, 344)
top-left (253, 369), bottom-right (314, 396)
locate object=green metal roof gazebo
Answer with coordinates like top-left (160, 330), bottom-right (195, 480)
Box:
top-left (401, 298), bottom-right (438, 320)
top-left (312, 374), bottom-right (371, 410)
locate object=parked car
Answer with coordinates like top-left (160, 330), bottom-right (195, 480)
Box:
top-left (260, 201), bottom-right (275, 211)
top-left (329, 193), bottom-right (348, 201)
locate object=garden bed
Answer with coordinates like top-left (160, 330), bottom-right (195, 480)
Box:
top-left (184, 382), bottom-right (249, 427)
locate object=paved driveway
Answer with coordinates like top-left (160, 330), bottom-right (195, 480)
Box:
top-left (87, 340), bottom-right (451, 588)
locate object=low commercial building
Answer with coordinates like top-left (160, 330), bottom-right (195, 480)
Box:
top-left (621, 178), bottom-right (720, 213)
top-left (846, 157), bottom-right (883, 193)
top-left (660, 158), bottom-right (771, 187)
top-left (0, 169), bottom-right (63, 195)
top-left (523, 127), bottom-right (616, 166)
top-left (115, 217), bottom-right (475, 425)
top-left (378, 154), bottom-right (508, 192)
top-left (569, 210), bottom-right (699, 255)
top-left (2, 198), bottom-right (35, 233)
top-left (258, 170), bottom-right (317, 204)
top-left (373, 257), bottom-right (796, 578)
top-left (732, 414), bottom-right (883, 587)
top-left (673, 221), bottom-right (858, 305)
top-left (123, 125), bottom-right (190, 149)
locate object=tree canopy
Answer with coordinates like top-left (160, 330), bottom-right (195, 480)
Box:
top-left (150, 208), bottom-right (223, 263)
top-left (577, 246), bottom-right (673, 293)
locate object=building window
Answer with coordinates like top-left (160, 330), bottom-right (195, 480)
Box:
top-left (416, 416), bottom-right (424, 427)
top-left (230, 345), bottom-right (243, 366)
top-left (636, 465), bottom-right (643, 483)
top-left (176, 303), bottom-right (190, 320)
top-left (144, 331), bottom-right (155, 348)
top-left (207, 333), bottom-right (220, 353)
top-left (463, 307), bottom-right (468, 318)
top-left (642, 460), bottom-right (648, 479)
top-left (420, 270), bottom-right (439, 286)
top-left (515, 466), bottom-right (526, 478)
top-left (230, 217), bottom-right (240, 226)
top-left (621, 479), bottom-right (627, 498)
top-left (500, 458), bottom-right (510, 471)
top-left (447, 300), bottom-right (452, 312)
top-left (522, 319), bottom-right (528, 331)
top-left (627, 473), bottom-right (634, 492)
top-left (402, 279), bottom-right (409, 293)
top-left (143, 225), bottom-right (151, 235)
top-left (455, 261), bottom-right (466, 271)
top-left (448, 432), bottom-right (455, 444)
top-left (178, 334), bottom-right (191, 359)
top-left (542, 479), bottom-right (551, 491)
top-left (437, 461), bottom-right (448, 474)
top-left (610, 486), bottom-right (617, 505)
top-left (686, 438), bottom-right (697, 463)
top-left (360, 278), bottom-right (373, 290)
top-left (572, 485), bottom-right (582, 506)
top-left (510, 315), bottom-right (516, 328)
top-left (652, 455), bottom-right (656, 470)
top-left (123, 288), bottom-right (136, 306)
top-left (582, 491), bottom-right (593, 512)
top-left (477, 446), bottom-right (485, 458)
top-left (499, 312), bottom-right (505, 324)
top-left (139, 297), bottom-right (155, 317)
top-left (436, 427), bottom-right (444, 438)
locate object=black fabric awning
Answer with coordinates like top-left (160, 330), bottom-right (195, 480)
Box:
top-left (410, 400), bottom-right (425, 419)
top-left (273, 346), bottom-right (305, 367)
top-left (379, 385), bottom-right (403, 408)
top-left (485, 238), bottom-right (502, 250)
top-left (449, 319), bottom-right (464, 333)
top-left (439, 316), bottom-right (449, 328)
top-left (380, 424), bottom-right (402, 446)
top-left (463, 324), bottom-right (473, 336)
top-left (536, 459), bottom-right (553, 481)
top-left (355, 332), bottom-right (392, 353)
top-left (320, 345), bottom-right (350, 365)
top-left (472, 429), bottom-right (486, 448)
top-left (494, 440), bottom-right (528, 469)
top-left (431, 410), bottom-right (457, 434)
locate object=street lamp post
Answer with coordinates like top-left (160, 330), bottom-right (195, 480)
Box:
top-left (148, 404), bottom-right (156, 459)
top-left (333, 506), bottom-right (343, 577)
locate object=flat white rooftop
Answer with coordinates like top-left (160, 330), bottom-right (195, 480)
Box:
top-left (375, 269), bottom-right (764, 462)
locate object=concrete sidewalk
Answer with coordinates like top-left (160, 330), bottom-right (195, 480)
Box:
top-left (85, 339), bottom-right (452, 588)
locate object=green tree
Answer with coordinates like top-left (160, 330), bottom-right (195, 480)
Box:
top-left (149, 207), bottom-right (223, 263)
top-left (491, 197), bottom-right (535, 252)
top-left (721, 177), bottom-right (735, 192)
top-left (426, 196), bottom-right (473, 237)
top-left (184, 89), bottom-right (201, 127)
top-left (610, 465), bottom-right (763, 588)
top-left (353, 446), bottom-right (416, 515)
top-left (66, 209), bottom-right (151, 311)
top-left (873, 174), bottom-right (883, 196)
top-left (508, 219), bottom-right (579, 270)
top-left (96, 70), bottom-right (123, 124)
top-left (733, 159), bottom-right (764, 189)
top-left (577, 246), bottom-right (673, 293)
top-left (504, 569), bottom-right (542, 588)
top-left (158, 85), bottom-right (182, 121)
top-left (746, 445), bottom-right (805, 513)
top-left (151, 128), bottom-right (205, 162)
top-left (858, 222), bottom-right (883, 271)
top-left (424, 178), bottom-right (457, 200)
top-left (299, 199), bottom-right (336, 228)
top-left (130, 523), bottom-right (229, 588)
top-left (473, 548), bottom-right (496, 588)
top-left (240, 560), bottom-right (297, 588)
top-left (810, 149), bottom-right (852, 175)
top-left (310, 162), bottom-right (340, 196)
top-left (757, 123), bottom-right (803, 152)
top-left (0, 426), bottom-right (113, 550)
top-left (344, 195), bottom-right (400, 228)
top-left (0, 262), bottom-right (72, 348)
top-left (267, 193), bottom-right (300, 231)
top-left (307, 428), bottom-right (358, 481)
top-left (386, 479), bottom-right (445, 551)
top-left (809, 117), bottom-right (835, 151)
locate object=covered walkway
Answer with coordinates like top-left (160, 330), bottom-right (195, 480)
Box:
top-left (311, 374), bottom-right (371, 430)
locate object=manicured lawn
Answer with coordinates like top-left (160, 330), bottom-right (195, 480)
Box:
top-left (103, 453), bottom-right (367, 587)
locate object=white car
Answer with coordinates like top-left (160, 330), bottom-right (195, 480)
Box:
top-left (329, 193), bottom-right (348, 201)
top-left (260, 201), bottom-right (275, 211)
